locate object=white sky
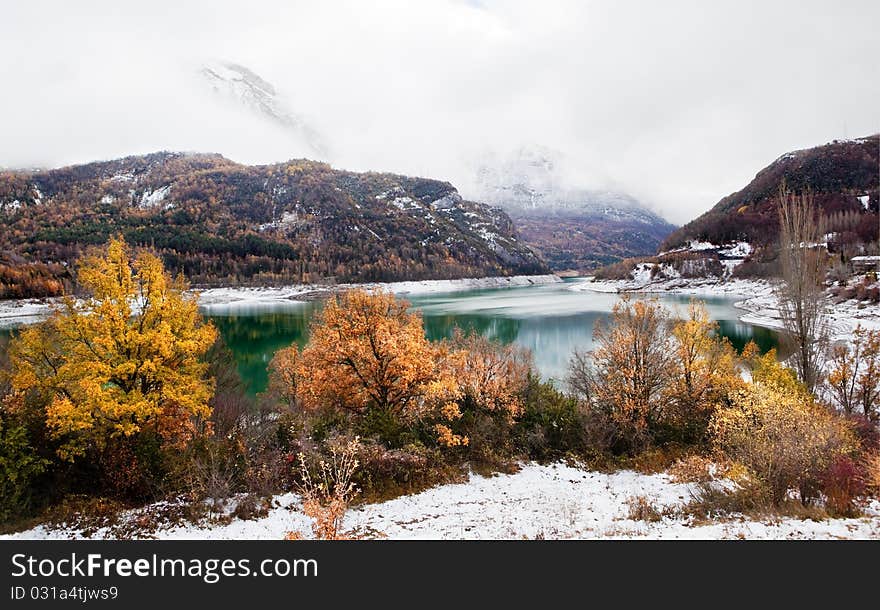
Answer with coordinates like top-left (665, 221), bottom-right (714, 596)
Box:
top-left (1, 0), bottom-right (877, 223)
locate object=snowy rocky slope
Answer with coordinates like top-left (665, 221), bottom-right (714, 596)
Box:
top-left (466, 145), bottom-right (676, 272)
top-left (199, 60), bottom-right (329, 159)
top-left (0, 152), bottom-right (549, 297)
top-left (5, 463), bottom-right (878, 540)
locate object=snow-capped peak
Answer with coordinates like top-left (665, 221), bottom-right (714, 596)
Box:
top-left (199, 60), bottom-right (329, 159)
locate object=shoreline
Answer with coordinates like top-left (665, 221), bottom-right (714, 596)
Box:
top-left (0, 274), bottom-right (563, 327)
top-left (196, 273), bottom-right (562, 309)
top-left (570, 276), bottom-right (880, 342)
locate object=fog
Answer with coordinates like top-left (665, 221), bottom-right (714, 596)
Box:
top-left (1, 0), bottom-right (877, 223)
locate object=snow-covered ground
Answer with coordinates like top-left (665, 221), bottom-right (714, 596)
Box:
top-left (572, 274), bottom-right (880, 346)
top-left (200, 274), bottom-right (561, 307)
top-left (0, 275), bottom-right (563, 324)
top-left (0, 298), bottom-right (57, 329)
top-left (5, 463), bottom-right (878, 540)
top-left (735, 288), bottom-right (880, 343)
top-left (570, 275), bottom-right (775, 298)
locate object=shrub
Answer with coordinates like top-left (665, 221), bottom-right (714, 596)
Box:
top-left (683, 479), bottom-right (775, 520)
top-left (289, 436), bottom-right (360, 540)
top-left (177, 437), bottom-right (246, 509)
top-left (625, 495), bottom-right (663, 522)
top-left (0, 415), bottom-right (48, 522)
top-left (668, 454), bottom-right (729, 484)
top-left (821, 456), bottom-right (865, 517)
top-left (710, 383), bottom-right (854, 505)
top-left (866, 452), bottom-right (880, 494)
top-left (516, 377), bottom-right (588, 461)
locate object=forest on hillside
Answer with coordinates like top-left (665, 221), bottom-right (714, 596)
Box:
top-left (0, 153), bottom-right (547, 299)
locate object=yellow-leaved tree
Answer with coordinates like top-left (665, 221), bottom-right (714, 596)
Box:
top-left (7, 237), bottom-right (217, 460)
top-left (711, 353), bottom-right (853, 505)
top-left (664, 300), bottom-right (741, 443)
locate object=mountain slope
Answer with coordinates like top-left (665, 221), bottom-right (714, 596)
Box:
top-left (662, 135), bottom-right (879, 252)
top-left (470, 146), bottom-right (676, 272)
top-left (0, 153), bottom-right (547, 298)
top-left (594, 135), bottom-right (880, 283)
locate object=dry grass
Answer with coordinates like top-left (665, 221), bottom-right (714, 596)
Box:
top-left (681, 480), bottom-right (834, 524)
top-left (625, 495), bottom-right (664, 522)
top-left (287, 436), bottom-right (362, 540)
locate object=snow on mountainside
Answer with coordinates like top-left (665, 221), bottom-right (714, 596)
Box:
top-left (199, 60), bottom-right (329, 159)
top-left (588, 135), bottom-right (880, 284)
top-left (0, 152), bottom-right (548, 297)
top-left (468, 146), bottom-right (676, 272)
top-left (662, 135), bottom-right (879, 253)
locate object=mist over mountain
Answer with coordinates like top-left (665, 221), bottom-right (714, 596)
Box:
top-left (468, 146), bottom-right (677, 272)
top-left (596, 134), bottom-right (880, 283)
top-left (199, 60), bottom-right (330, 160)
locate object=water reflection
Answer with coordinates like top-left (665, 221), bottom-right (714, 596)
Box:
top-left (0, 282), bottom-right (781, 395)
top-left (203, 283), bottom-right (781, 394)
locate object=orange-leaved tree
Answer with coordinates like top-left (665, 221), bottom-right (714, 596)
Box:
top-left (435, 330), bottom-right (533, 450)
top-left (7, 237), bottom-right (218, 460)
top-left (573, 296), bottom-right (674, 451)
top-left (270, 290), bottom-right (539, 449)
top-left (291, 290), bottom-right (460, 438)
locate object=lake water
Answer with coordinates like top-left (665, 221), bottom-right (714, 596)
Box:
top-left (201, 279), bottom-right (781, 394)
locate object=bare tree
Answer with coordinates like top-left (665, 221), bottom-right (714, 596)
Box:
top-left (777, 186), bottom-right (829, 393)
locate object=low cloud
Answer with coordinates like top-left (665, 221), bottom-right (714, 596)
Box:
top-left (1, 0), bottom-right (876, 223)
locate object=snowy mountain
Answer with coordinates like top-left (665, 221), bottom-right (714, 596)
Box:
top-left (0, 152), bottom-right (548, 297)
top-left (199, 60), bottom-right (329, 160)
top-left (597, 134), bottom-right (880, 282)
top-left (469, 146), bottom-right (676, 272)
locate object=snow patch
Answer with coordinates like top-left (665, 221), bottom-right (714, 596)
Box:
top-left (430, 192), bottom-right (462, 210)
top-left (6, 463), bottom-right (878, 540)
top-left (389, 196), bottom-right (417, 211)
top-left (718, 241), bottom-right (752, 258)
top-left (139, 185), bottom-right (171, 209)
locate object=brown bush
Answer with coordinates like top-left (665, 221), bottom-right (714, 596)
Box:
top-left (290, 436), bottom-right (360, 540)
top-left (710, 383), bottom-right (855, 505)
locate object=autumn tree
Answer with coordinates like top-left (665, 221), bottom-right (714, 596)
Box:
top-left (664, 300), bottom-right (741, 443)
top-left (6, 237), bottom-right (218, 460)
top-left (289, 290), bottom-right (460, 444)
top-left (777, 186), bottom-right (829, 392)
top-left (436, 330), bottom-right (533, 451)
top-left (269, 291), bottom-right (539, 450)
top-left (569, 297), bottom-right (674, 451)
top-left (268, 344), bottom-right (300, 409)
top-left (826, 326), bottom-right (880, 420)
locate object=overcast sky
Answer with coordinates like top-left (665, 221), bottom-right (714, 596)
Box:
top-left (1, 0), bottom-right (877, 223)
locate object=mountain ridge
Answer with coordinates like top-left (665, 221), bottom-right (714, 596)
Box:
top-left (662, 135), bottom-right (879, 252)
top-left (469, 146), bottom-right (677, 272)
top-left (0, 152), bottom-right (548, 298)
